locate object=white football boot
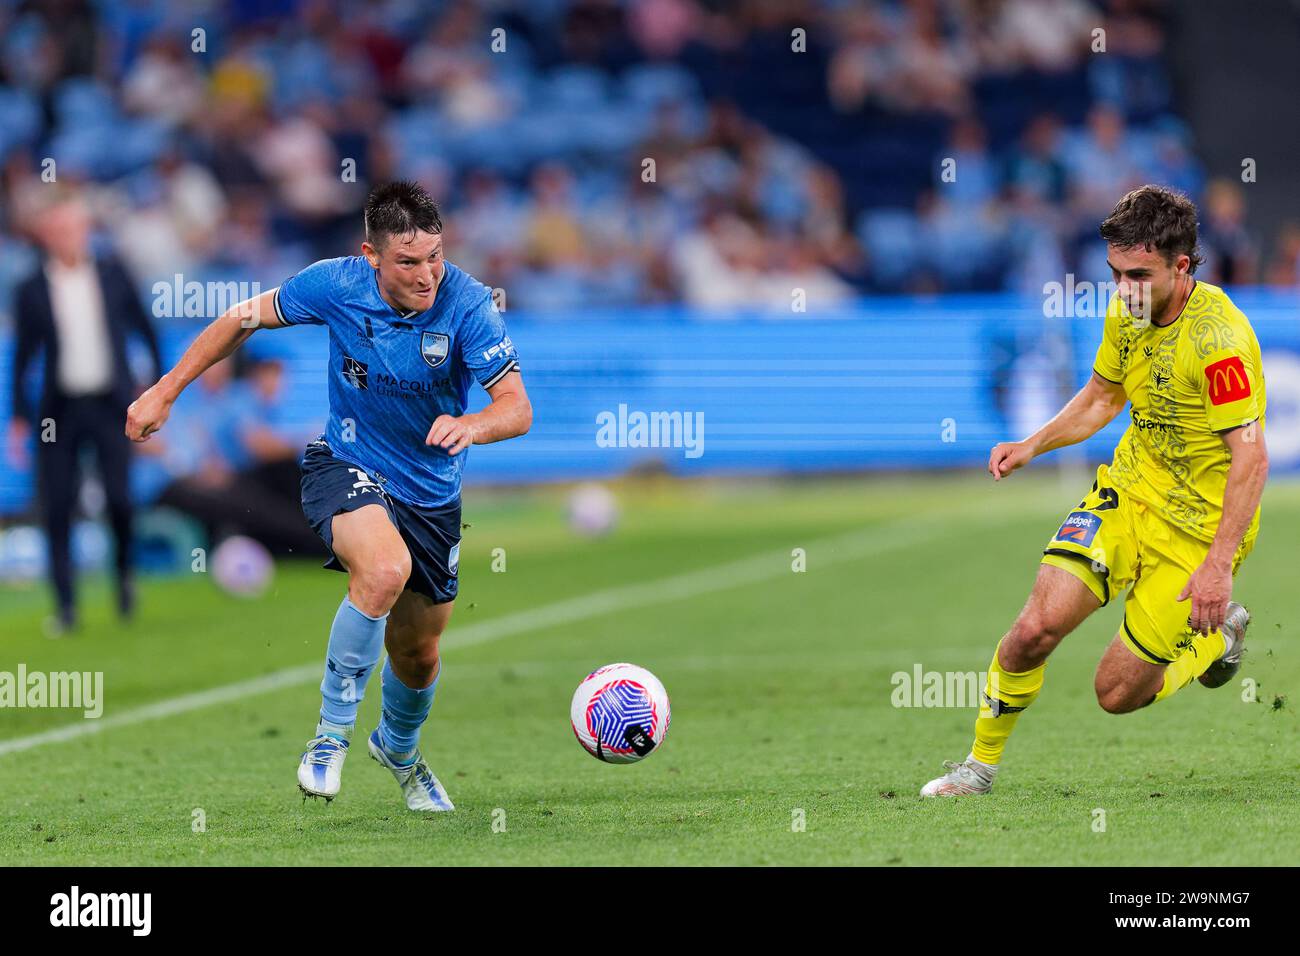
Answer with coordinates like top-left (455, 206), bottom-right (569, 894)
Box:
top-left (367, 729), bottom-right (455, 812)
top-left (1198, 602), bottom-right (1249, 689)
top-left (920, 753), bottom-right (998, 797)
top-left (297, 733), bottom-right (350, 802)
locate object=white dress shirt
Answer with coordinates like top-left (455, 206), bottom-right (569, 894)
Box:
top-left (44, 258), bottom-right (114, 395)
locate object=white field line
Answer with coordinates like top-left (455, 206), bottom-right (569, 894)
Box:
top-left (0, 508), bottom-right (982, 758)
top-left (0, 665), bottom-right (321, 758)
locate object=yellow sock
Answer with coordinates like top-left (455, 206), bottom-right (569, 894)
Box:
top-left (971, 640), bottom-right (1045, 766)
top-left (1152, 630), bottom-right (1226, 704)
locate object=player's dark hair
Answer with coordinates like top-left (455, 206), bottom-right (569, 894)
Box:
top-left (364, 181), bottom-right (443, 249)
top-left (1099, 185), bottom-right (1204, 272)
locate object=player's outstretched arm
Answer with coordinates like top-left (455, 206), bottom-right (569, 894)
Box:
top-left (989, 371), bottom-right (1127, 480)
top-left (125, 289), bottom-right (284, 442)
top-left (426, 371), bottom-right (532, 455)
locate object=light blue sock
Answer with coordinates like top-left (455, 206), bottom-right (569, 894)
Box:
top-left (315, 717), bottom-right (354, 745)
top-left (378, 658), bottom-right (439, 763)
top-left (318, 596), bottom-right (388, 733)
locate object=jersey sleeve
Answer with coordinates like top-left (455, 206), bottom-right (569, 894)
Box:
top-left (1198, 339), bottom-right (1262, 432)
top-left (458, 291), bottom-right (520, 389)
top-left (1092, 297), bottom-right (1124, 384)
top-left (272, 259), bottom-right (337, 327)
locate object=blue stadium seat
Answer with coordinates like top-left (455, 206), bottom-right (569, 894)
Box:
top-left (0, 87), bottom-right (41, 157)
top-left (620, 62), bottom-right (701, 109)
top-left (856, 208), bottom-right (923, 289)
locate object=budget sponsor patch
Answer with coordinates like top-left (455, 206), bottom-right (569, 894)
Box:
top-left (1054, 510), bottom-right (1101, 547)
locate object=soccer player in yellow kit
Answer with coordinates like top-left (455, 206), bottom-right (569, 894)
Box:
top-left (923, 185), bottom-right (1270, 796)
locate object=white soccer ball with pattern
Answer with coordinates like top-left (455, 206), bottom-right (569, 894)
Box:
top-left (570, 663), bottom-right (670, 763)
top-left (211, 535), bottom-right (274, 598)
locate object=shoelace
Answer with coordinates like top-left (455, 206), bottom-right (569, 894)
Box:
top-left (941, 760), bottom-right (987, 785)
top-left (402, 759), bottom-right (440, 797)
top-left (303, 736), bottom-right (346, 766)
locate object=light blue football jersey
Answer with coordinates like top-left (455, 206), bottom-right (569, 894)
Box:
top-left (273, 256), bottom-right (520, 507)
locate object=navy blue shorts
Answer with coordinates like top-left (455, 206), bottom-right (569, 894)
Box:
top-left (299, 438), bottom-right (461, 604)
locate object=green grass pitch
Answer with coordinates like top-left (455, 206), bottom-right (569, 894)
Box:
top-left (1, 472), bottom-right (1297, 865)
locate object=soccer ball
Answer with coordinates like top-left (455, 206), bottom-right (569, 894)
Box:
top-left (211, 535), bottom-right (274, 598)
top-left (570, 663), bottom-right (670, 763)
top-left (567, 482), bottom-right (619, 537)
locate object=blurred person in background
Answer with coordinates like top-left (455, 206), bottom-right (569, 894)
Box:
top-left (1265, 221), bottom-right (1300, 287)
top-left (222, 352), bottom-right (325, 556)
top-left (1200, 178), bottom-right (1258, 287)
top-left (7, 185), bottom-right (162, 633)
top-left (140, 355), bottom-right (324, 558)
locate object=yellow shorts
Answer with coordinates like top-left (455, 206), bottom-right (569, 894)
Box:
top-left (1040, 464), bottom-right (1253, 665)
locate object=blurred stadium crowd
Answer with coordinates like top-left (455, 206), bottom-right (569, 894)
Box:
top-left (2, 0), bottom-right (1298, 322)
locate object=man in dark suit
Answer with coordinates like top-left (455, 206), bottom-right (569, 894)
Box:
top-left (7, 189), bottom-right (162, 632)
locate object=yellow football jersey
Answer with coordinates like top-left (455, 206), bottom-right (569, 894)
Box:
top-left (1092, 280), bottom-right (1265, 544)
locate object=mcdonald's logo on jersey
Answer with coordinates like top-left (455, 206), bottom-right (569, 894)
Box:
top-left (1205, 356), bottom-right (1251, 406)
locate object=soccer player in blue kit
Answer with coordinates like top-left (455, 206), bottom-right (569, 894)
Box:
top-left (126, 182), bottom-right (531, 811)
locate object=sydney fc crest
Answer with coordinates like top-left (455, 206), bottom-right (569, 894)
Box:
top-left (421, 332), bottom-right (450, 369)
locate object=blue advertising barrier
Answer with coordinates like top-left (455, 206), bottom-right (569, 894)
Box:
top-left (2, 292), bottom-right (1297, 516)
